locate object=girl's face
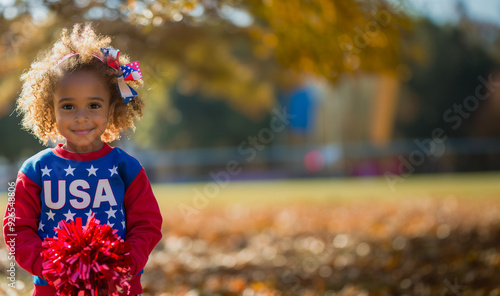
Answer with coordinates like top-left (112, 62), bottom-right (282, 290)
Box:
top-left (54, 71), bottom-right (113, 153)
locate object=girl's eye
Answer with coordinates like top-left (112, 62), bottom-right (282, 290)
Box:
top-left (89, 103), bottom-right (101, 109)
top-left (62, 105), bottom-right (74, 110)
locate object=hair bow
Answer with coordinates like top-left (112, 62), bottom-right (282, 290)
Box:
top-left (100, 48), bottom-right (142, 104)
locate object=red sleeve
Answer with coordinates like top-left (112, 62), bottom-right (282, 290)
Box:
top-left (124, 168), bottom-right (163, 276)
top-left (3, 172), bottom-right (44, 277)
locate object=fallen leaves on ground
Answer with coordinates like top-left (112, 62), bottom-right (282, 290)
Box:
top-left (1, 196), bottom-right (500, 295)
top-left (141, 196), bottom-right (500, 295)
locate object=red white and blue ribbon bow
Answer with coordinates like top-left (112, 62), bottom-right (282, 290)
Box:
top-left (101, 48), bottom-right (142, 104)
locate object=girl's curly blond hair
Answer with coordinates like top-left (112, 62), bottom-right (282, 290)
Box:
top-left (17, 23), bottom-right (144, 145)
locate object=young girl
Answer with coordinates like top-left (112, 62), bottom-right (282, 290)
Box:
top-left (2, 24), bottom-right (162, 295)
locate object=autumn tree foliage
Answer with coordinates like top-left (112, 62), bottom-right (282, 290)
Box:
top-left (0, 0), bottom-right (411, 116)
top-left (0, 0), bottom-right (414, 158)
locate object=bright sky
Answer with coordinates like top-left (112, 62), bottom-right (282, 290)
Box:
top-left (407, 0), bottom-right (500, 26)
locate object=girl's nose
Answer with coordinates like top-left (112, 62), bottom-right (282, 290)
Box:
top-left (74, 109), bottom-right (89, 122)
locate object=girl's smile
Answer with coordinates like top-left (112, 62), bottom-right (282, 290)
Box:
top-left (73, 129), bottom-right (94, 135)
top-left (54, 71), bottom-right (112, 153)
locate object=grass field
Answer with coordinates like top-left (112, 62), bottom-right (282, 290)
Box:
top-left (152, 172), bottom-right (500, 207)
top-left (1, 172), bottom-right (500, 295)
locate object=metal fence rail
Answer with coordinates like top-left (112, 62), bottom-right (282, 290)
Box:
top-left (133, 138), bottom-right (500, 182)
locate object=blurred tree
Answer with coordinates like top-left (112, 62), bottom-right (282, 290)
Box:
top-left (395, 19), bottom-right (498, 139)
top-left (0, 103), bottom-right (44, 162)
top-left (159, 86), bottom-right (272, 149)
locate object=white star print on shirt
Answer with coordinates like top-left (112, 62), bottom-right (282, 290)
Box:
top-left (87, 165), bottom-right (98, 176)
top-left (105, 207), bottom-right (117, 219)
top-left (122, 221), bottom-right (126, 229)
top-left (85, 209), bottom-right (94, 218)
top-left (64, 164), bottom-right (76, 176)
top-left (109, 165), bottom-right (118, 176)
top-left (38, 221), bottom-right (45, 231)
top-left (64, 209), bottom-right (76, 221)
top-left (41, 166), bottom-right (52, 177)
top-left (107, 221), bottom-right (115, 228)
top-left (46, 210), bottom-right (56, 221)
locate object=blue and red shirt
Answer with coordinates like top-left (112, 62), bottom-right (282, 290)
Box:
top-left (3, 143), bottom-right (162, 295)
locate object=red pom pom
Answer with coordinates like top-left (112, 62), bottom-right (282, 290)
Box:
top-left (41, 216), bottom-right (132, 296)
